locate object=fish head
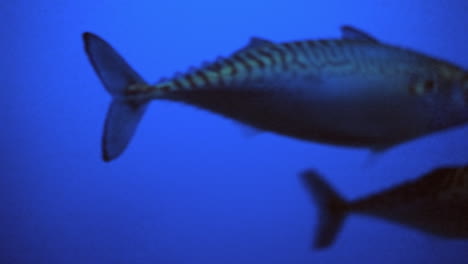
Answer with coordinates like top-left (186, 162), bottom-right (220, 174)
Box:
top-left (425, 67), bottom-right (468, 102)
top-left (462, 72), bottom-right (468, 98)
top-left (444, 71), bottom-right (468, 106)
top-left (409, 71), bottom-right (458, 97)
top-left (411, 68), bottom-right (468, 130)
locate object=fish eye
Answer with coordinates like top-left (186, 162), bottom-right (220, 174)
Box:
top-left (424, 80), bottom-right (435, 92)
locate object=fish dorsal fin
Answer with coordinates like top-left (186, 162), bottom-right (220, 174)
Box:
top-left (248, 37), bottom-right (274, 48)
top-left (341, 25), bottom-right (378, 43)
top-left (237, 37), bottom-right (275, 52)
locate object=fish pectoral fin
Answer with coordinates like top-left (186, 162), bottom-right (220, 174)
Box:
top-left (340, 25), bottom-right (379, 43)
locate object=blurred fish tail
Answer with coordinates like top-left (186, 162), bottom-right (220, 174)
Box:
top-left (83, 32), bottom-right (149, 162)
top-left (301, 170), bottom-right (348, 249)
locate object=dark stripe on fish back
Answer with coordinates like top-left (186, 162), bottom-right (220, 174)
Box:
top-left (283, 43), bottom-right (297, 59)
top-left (294, 41), bottom-right (309, 59)
top-left (224, 58), bottom-right (238, 76)
top-left (319, 41), bottom-right (338, 64)
top-left (328, 44), bottom-right (341, 62)
top-left (173, 79), bottom-right (184, 90)
top-left (306, 41), bottom-right (326, 68)
top-left (208, 61), bottom-right (223, 73)
top-left (233, 54), bottom-right (252, 72)
top-left (207, 62), bottom-right (225, 86)
top-left (245, 51), bottom-right (266, 69)
top-left (160, 85), bottom-right (171, 93)
top-left (293, 42), bottom-right (310, 69)
top-left (196, 70), bottom-right (211, 87)
top-left (257, 49), bottom-right (276, 67)
top-left (185, 74), bottom-right (197, 89)
top-left (269, 46), bottom-right (288, 70)
top-left (283, 42), bottom-right (307, 69)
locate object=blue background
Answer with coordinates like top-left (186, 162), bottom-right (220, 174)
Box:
top-left (2, 0), bottom-right (468, 263)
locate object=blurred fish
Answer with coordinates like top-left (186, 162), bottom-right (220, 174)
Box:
top-left (83, 26), bottom-right (468, 161)
top-left (301, 167), bottom-right (468, 249)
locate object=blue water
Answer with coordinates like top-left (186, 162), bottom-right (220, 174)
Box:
top-left (3, 0), bottom-right (468, 263)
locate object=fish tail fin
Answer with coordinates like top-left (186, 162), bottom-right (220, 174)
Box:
top-left (83, 32), bottom-right (149, 162)
top-left (301, 170), bottom-right (348, 249)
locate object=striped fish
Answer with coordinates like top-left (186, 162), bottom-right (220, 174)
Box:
top-left (302, 166), bottom-right (468, 249)
top-left (83, 26), bottom-right (468, 161)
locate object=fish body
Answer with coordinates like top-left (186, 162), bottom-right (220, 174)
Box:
top-left (83, 26), bottom-right (468, 161)
top-left (302, 166), bottom-right (468, 249)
